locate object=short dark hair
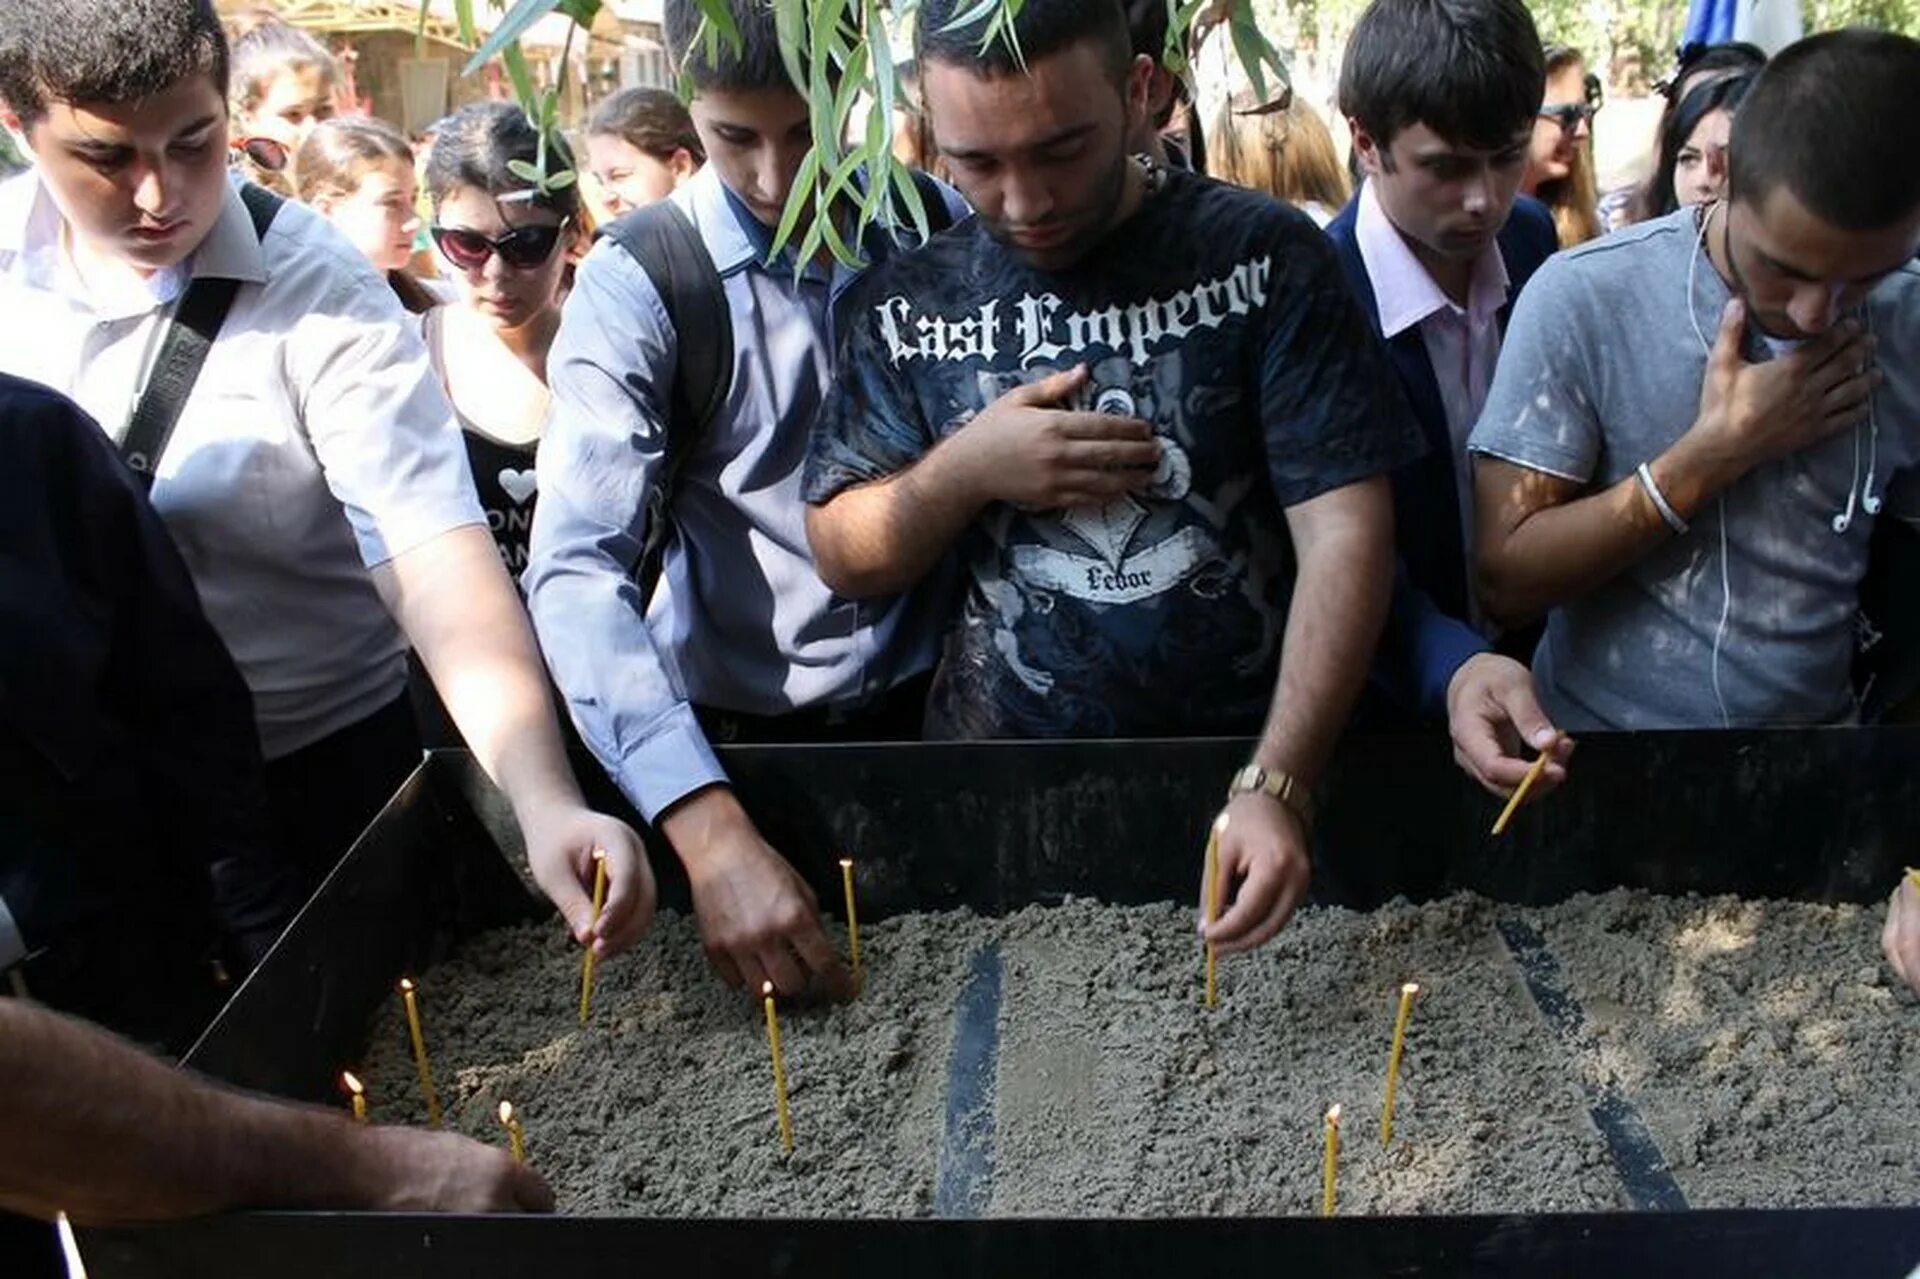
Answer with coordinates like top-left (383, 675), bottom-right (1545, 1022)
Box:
top-left (0, 0), bottom-right (228, 125)
top-left (425, 100), bottom-right (581, 221)
top-left (587, 86), bottom-right (705, 163)
top-left (1730, 29), bottom-right (1920, 232)
top-left (662, 0), bottom-right (790, 95)
top-left (1337, 0), bottom-right (1544, 154)
top-left (916, 0), bottom-right (1133, 86)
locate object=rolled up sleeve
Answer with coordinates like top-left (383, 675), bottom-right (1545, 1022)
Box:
top-left (525, 239), bottom-right (726, 822)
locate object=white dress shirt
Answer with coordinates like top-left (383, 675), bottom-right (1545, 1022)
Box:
top-left (0, 173), bottom-right (484, 758)
top-left (1355, 179), bottom-right (1510, 631)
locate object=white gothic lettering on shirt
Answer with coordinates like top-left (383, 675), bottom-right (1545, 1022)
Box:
top-left (876, 255), bottom-right (1274, 369)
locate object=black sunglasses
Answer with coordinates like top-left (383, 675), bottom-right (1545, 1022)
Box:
top-left (430, 220), bottom-right (568, 271)
top-left (1538, 102), bottom-right (1597, 132)
top-left (231, 136), bottom-right (289, 173)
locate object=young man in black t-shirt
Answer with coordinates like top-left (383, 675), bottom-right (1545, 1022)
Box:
top-left (804, 0), bottom-right (1423, 954)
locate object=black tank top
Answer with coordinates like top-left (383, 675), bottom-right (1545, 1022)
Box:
top-left (461, 428), bottom-right (539, 581)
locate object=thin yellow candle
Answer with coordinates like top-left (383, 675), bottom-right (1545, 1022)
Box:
top-left (761, 981), bottom-right (795, 1153)
top-left (1906, 867), bottom-right (1920, 894)
top-left (1380, 982), bottom-right (1421, 1146)
top-left (840, 858), bottom-right (863, 985)
top-left (341, 1070), bottom-right (368, 1124)
top-left (1321, 1104), bottom-right (1342, 1217)
top-left (1203, 814), bottom-right (1226, 1008)
top-left (579, 849), bottom-right (609, 1026)
top-left (397, 978), bottom-right (443, 1129)
top-left (497, 1100), bottom-right (526, 1164)
top-left (1491, 741), bottom-right (1557, 836)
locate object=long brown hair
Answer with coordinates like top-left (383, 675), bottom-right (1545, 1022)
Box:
top-left (1210, 93), bottom-right (1351, 216)
top-left (1537, 47), bottom-right (1603, 247)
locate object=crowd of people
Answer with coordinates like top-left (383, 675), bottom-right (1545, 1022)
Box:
top-left (1, 0), bottom-right (1917, 1246)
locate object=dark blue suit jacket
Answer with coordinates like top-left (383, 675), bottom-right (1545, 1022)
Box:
top-left (1324, 194), bottom-right (1558, 716)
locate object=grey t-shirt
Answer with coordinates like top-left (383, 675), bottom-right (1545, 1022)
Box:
top-left (1467, 209), bottom-right (1920, 730)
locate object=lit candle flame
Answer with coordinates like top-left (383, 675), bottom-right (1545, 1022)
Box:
top-left (341, 1071), bottom-right (364, 1096)
top-left (1403, 982), bottom-right (1421, 997)
top-left (498, 1100), bottom-right (514, 1124)
top-left (398, 977), bottom-right (415, 994)
top-left (1327, 1104), bottom-right (1342, 1125)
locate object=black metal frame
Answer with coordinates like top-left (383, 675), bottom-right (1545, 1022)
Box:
top-left (79, 730), bottom-right (1920, 1276)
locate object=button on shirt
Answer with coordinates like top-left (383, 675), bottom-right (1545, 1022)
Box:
top-left (0, 174), bottom-right (485, 759)
top-left (527, 166), bottom-right (962, 821)
top-left (1355, 180), bottom-right (1509, 632)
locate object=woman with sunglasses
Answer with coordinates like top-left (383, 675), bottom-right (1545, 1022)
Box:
top-left (1522, 46), bottom-right (1604, 248)
top-left (419, 102), bottom-right (581, 581)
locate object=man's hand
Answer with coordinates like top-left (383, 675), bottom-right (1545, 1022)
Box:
top-left (1201, 792), bottom-right (1312, 955)
top-left (522, 802), bottom-right (656, 958)
top-left (1445, 652), bottom-right (1575, 799)
top-left (946, 365), bottom-right (1162, 510)
top-left (1680, 300), bottom-right (1879, 493)
top-left (1884, 873), bottom-right (1920, 995)
top-left (661, 788), bottom-right (854, 1000)
top-left (361, 1126), bottom-right (555, 1213)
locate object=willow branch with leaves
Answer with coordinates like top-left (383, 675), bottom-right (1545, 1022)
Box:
top-left (442, 0), bottom-right (1288, 262)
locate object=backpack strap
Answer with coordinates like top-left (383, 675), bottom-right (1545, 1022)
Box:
top-left (600, 199), bottom-right (732, 606)
top-left (120, 184), bottom-right (284, 490)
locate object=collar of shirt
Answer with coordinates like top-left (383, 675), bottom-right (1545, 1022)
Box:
top-left (679, 162), bottom-right (900, 296)
top-left (0, 172), bottom-right (267, 321)
top-left (1355, 178), bottom-right (1510, 340)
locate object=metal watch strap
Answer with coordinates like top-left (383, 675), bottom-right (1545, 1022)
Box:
top-left (1229, 765), bottom-right (1316, 830)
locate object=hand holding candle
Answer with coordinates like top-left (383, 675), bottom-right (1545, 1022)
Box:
top-left (579, 849), bottom-right (609, 1026)
top-left (1380, 982), bottom-right (1421, 1145)
top-left (762, 981), bottom-right (795, 1153)
top-left (1491, 736), bottom-right (1560, 836)
top-left (398, 978), bottom-right (443, 1129)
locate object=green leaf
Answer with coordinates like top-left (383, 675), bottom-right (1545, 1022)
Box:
top-left (462, 0), bottom-right (562, 76)
top-left (507, 158), bottom-right (544, 182)
top-left (774, 0), bottom-right (809, 94)
top-left (543, 169), bottom-right (578, 189)
top-left (888, 159), bottom-right (932, 244)
top-left (453, 0), bottom-right (479, 45)
top-left (937, 0), bottom-right (1001, 36)
top-left (1226, 2), bottom-right (1290, 105)
top-left (769, 148), bottom-right (822, 263)
top-left (690, 0), bottom-right (741, 53)
top-left (499, 41), bottom-right (539, 109)
top-left (555, 0), bottom-right (600, 25)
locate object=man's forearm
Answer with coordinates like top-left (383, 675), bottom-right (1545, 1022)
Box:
top-left (0, 1002), bottom-right (383, 1223)
top-left (1473, 458), bottom-right (1690, 630)
top-left (807, 443), bottom-right (983, 599)
top-left (1253, 482), bottom-right (1396, 787)
top-left (375, 526), bottom-right (582, 816)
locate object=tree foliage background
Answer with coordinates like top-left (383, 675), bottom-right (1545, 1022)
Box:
top-left (1278, 0), bottom-right (1916, 92)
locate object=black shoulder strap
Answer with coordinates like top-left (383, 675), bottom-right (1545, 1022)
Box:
top-left (600, 199), bottom-right (731, 606)
top-left (120, 184), bottom-right (284, 490)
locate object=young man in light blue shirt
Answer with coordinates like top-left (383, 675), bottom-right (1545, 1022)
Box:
top-left (526, 0), bottom-right (961, 1001)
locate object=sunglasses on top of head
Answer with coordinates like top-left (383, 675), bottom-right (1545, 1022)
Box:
top-left (430, 220), bottom-right (569, 271)
top-left (231, 136), bottom-right (289, 173)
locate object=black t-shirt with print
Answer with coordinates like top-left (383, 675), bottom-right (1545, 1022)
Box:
top-left (805, 168), bottom-right (1423, 739)
top-left (463, 428), bottom-right (539, 581)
